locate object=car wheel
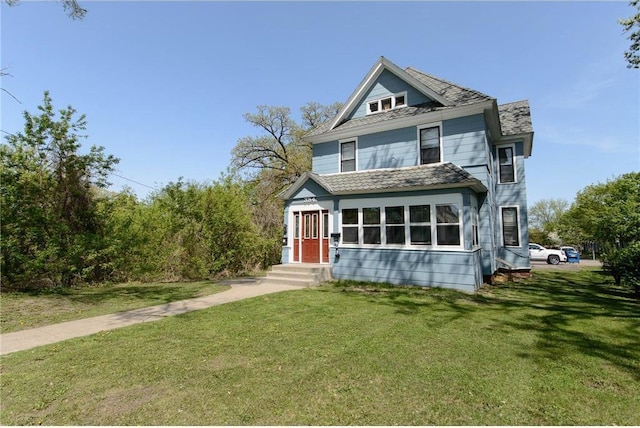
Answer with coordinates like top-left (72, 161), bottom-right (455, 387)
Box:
top-left (548, 255), bottom-right (560, 265)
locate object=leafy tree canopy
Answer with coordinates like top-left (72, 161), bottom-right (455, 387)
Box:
top-left (620, 0), bottom-right (640, 68)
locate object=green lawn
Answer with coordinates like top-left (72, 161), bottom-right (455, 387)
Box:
top-left (0, 281), bottom-right (230, 333)
top-left (1, 269), bottom-right (638, 425)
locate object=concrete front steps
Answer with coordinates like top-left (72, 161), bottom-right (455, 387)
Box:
top-left (261, 264), bottom-right (333, 287)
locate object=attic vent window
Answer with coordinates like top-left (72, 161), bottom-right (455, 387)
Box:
top-left (366, 92), bottom-right (407, 115)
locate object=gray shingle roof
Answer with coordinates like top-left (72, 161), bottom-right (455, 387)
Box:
top-left (306, 66), bottom-right (495, 139)
top-left (280, 162), bottom-right (487, 199)
top-left (498, 100), bottom-right (533, 135)
top-left (404, 67), bottom-right (494, 106)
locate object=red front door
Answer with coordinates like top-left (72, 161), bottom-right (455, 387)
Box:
top-left (302, 212), bottom-right (320, 263)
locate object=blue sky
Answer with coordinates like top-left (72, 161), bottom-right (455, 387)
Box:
top-left (1, 1), bottom-right (638, 206)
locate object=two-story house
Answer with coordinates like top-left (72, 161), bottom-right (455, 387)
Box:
top-left (278, 57), bottom-right (533, 292)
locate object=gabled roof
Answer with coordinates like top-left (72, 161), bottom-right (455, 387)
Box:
top-left (307, 57), bottom-right (497, 141)
top-left (326, 57), bottom-right (455, 132)
top-left (279, 162), bottom-right (487, 200)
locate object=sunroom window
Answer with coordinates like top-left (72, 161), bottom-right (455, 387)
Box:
top-left (363, 207), bottom-right (381, 244)
top-left (436, 204), bottom-right (460, 246)
top-left (342, 208), bottom-right (359, 244)
top-left (385, 206), bottom-right (405, 244)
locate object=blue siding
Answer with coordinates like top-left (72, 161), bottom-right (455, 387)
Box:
top-left (493, 141), bottom-right (530, 269)
top-left (443, 114), bottom-right (488, 167)
top-left (289, 180), bottom-right (331, 200)
top-left (332, 247), bottom-right (481, 292)
top-left (349, 70), bottom-right (431, 119)
top-left (358, 127), bottom-right (417, 170)
top-left (313, 141), bottom-right (338, 174)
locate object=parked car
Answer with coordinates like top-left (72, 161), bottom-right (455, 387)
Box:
top-left (560, 246), bottom-right (580, 263)
top-left (528, 243), bottom-right (568, 265)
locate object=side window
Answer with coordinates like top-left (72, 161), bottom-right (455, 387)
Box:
top-left (340, 140), bottom-right (356, 172)
top-left (498, 146), bottom-right (515, 183)
top-left (502, 207), bottom-right (520, 247)
top-left (420, 126), bottom-right (441, 165)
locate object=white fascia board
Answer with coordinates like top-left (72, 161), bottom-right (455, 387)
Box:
top-left (328, 59), bottom-right (386, 131)
top-left (308, 101), bottom-right (493, 144)
top-left (381, 58), bottom-right (453, 107)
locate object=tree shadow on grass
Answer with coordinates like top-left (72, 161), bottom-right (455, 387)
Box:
top-left (323, 270), bottom-right (640, 380)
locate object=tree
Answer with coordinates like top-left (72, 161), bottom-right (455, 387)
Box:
top-left (3, 0), bottom-right (87, 19)
top-left (1, 91), bottom-right (118, 288)
top-left (230, 101), bottom-right (341, 266)
top-left (620, 0), bottom-right (640, 68)
top-left (564, 172), bottom-right (640, 248)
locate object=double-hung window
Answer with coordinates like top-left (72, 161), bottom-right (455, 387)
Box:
top-left (385, 206), bottom-right (405, 244)
top-left (340, 140), bottom-right (356, 172)
top-left (342, 209), bottom-right (359, 244)
top-left (419, 126), bottom-right (441, 164)
top-left (363, 208), bottom-right (381, 244)
top-left (409, 205), bottom-right (431, 245)
top-left (498, 146), bottom-right (515, 183)
top-left (501, 207), bottom-right (520, 247)
top-left (436, 204), bottom-right (460, 246)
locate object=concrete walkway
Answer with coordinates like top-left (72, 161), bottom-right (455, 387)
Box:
top-left (0, 278), bottom-right (304, 356)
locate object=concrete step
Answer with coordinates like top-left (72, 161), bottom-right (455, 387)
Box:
top-left (261, 264), bottom-right (333, 287)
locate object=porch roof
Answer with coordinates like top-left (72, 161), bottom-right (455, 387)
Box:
top-left (279, 162), bottom-right (487, 200)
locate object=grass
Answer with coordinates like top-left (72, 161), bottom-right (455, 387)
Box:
top-left (0, 281), bottom-right (230, 333)
top-left (1, 268), bottom-right (639, 425)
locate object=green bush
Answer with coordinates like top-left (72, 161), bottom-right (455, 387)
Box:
top-left (602, 242), bottom-right (640, 297)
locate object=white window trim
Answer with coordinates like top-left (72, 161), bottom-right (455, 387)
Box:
top-left (339, 194), bottom-right (464, 250)
top-left (338, 137), bottom-right (358, 173)
top-left (496, 143), bottom-right (517, 184)
top-left (500, 205), bottom-right (521, 248)
top-left (417, 122), bottom-right (444, 165)
top-left (366, 92), bottom-right (408, 115)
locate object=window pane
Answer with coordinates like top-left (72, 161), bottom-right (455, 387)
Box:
top-left (410, 226), bottom-right (431, 245)
top-left (420, 127), bottom-right (439, 146)
top-left (363, 226), bottom-right (381, 244)
top-left (386, 226), bottom-right (405, 244)
top-left (395, 95), bottom-right (405, 106)
top-left (342, 208), bottom-right (358, 225)
top-left (436, 205), bottom-right (459, 224)
top-left (369, 101), bottom-right (379, 113)
top-left (499, 147), bottom-right (515, 183)
top-left (341, 159), bottom-right (355, 172)
top-left (294, 215), bottom-right (300, 238)
top-left (502, 207), bottom-right (520, 246)
top-left (312, 214), bottom-right (318, 239)
top-left (381, 98), bottom-right (392, 110)
top-left (385, 206), bottom-right (404, 224)
top-left (437, 225), bottom-right (460, 245)
top-left (323, 213), bottom-right (329, 239)
top-left (343, 226), bottom-right (358, 244)
top-left (363, 207), bottom-right (380, 225)
top-left (421, 148), bottom-right (440, 164)
top-left (304, 214), bottom-right (310, 239)
top-left (341, 141), bottom-right (355, 160)
top-left (409, 205), bottom-right (430, 223)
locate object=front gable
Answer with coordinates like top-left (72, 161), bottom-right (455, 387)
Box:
top-left (328, 56), bottom-right (452, 132)
top-left (347, 69), bottom-right (435, 120)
